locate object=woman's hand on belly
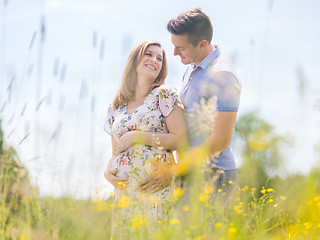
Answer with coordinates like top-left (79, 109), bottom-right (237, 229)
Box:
top-left (104, 169), bottom-right (130, 190)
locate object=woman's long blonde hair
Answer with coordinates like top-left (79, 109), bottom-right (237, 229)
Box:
top-left (112, 40), bottom-right (168, 110)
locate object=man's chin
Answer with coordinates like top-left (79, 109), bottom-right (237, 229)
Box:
top-left (180, 58), bottom-right (190, 65)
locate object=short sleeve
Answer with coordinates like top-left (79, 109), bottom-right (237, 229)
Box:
top-left (104, 104), bottom-right (115, 135)
top-left (158, 85), bottom-right (184, 117)
top-left (208, 71), bottom-right (241, 111)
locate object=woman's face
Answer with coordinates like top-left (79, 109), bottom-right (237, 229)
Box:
top-left (136, 45), bottom-right (163, 81)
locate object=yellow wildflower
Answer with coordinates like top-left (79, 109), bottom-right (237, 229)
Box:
top-left (267, 188), bottom-right (274, 192)
top-left (215, 222), bottom-right (223, 227)
top-left (204, 184), bottom-right (214, 194)
top-left (170, 219), bottom-right (180, 225)
top-left (174, 187), bottom-right (184, 197)
top-left (280, 195), bottom-right (286, 200)
top-left (241, 186), bottom-right (249, 191)
top-left (150, 196), bottom-right (160, 207)
top-left (95, 201), bottom-right (109, 212)
top-left (260, 188), bottom-right (266, 194)
top-left (313, 196), bottom-right (320, 202)
top-left (268, 199), bottom-right (274, 203)
top-left (194, 236), bottom-right (204, 240)
top-left (171, 188), bottom-right (184, 202)
top-left (182, 205), bottom-right (190, 212)
top-left (304, 222), bottom-right (313, 229)
top-left (218, 189), bottom-right (223, 193)
top-left (18, 234), bottom-right (27, 240)
top-left (234, 204), bottom-right (243, 214)
top-left (234, 207), bottom-right (243, 214)
top-left (132, 216), bottom-right (146, 228)
top-left (274, 203), bottom-right (279, 207)
top-left (250, 188), bottom-right (256, 192)
top-left (118, 195), bottom-right (130, 208)
top-left (199, 193), bottom-right (210, 202)
top-left (271, 236), bottom-right (282, 240)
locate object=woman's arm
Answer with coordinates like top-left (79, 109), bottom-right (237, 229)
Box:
top-left (116, 106), bottom-right (189, 154)
top-left (104, 136), bottom-right (129, 190)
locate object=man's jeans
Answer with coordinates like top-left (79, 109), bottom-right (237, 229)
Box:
top-left (179, 168), bottom-right (238, 203)
top-left (209, 168), bottom-right (238, 207)
top-left (177, 168), bottom-right (238, 228)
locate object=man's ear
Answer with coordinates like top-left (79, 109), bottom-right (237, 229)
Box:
top-left (199, 40), bottom-right (209, 48)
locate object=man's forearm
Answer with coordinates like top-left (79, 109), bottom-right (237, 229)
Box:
top-left (171, 133), bottom-right (229, 177)
top-left (135, 131), bottom-right (185, 151)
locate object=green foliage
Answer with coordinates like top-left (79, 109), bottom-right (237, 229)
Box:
top-left (1, 115), bottom-right (320, 239)
top-left (234, 111), bottom-right (292, 189)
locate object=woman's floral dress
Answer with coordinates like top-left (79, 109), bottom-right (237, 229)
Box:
top-left (104, 85), bottom-right (183, 239)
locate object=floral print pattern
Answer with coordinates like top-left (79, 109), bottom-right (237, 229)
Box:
top-left (104, 84), bottom-right (183, 239)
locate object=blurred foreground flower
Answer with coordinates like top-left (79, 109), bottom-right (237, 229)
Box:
top-left (169, 219), bottom-right (180, 225)
top-left (118, 195), bottom-right (131, 208)
top-left (203, 184), bottom-right (214, 194)
top-left (199, 193), bottom-right (210, 203)
top-left (188, 96), bottom-right (218, 138)
top-left (261, 188), bottom-right (267, 194)
top-left (132, 216), bottom-right (146, 228)
top-left (182, 205), bottom-right (190, 212)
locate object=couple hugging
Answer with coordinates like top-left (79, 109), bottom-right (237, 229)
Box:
top-left (103, 7), bottom-right (241, 239)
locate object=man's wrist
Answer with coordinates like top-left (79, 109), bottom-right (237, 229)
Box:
top-left (170, 164), bottom-right (179, 178)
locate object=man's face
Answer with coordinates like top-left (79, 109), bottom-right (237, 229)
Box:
top-left (171, 34), bottom-right (202, 66)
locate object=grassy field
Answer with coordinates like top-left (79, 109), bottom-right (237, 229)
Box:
top-left (1, 155), bottom-right (320, 239)
top-left (1, 113), bottom-right (320, 240)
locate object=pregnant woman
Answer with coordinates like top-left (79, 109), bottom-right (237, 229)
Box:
top-left (104, 40), bottom-right (188, 239)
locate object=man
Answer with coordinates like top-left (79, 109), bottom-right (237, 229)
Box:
top-left (139, 8), bottom-right (241, 201)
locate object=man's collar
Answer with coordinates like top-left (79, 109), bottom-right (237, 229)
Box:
top-left (192, 45), bottom-right (220, 70)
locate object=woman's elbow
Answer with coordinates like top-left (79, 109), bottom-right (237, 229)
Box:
top-left (104, 170), bottom-right (108, 180)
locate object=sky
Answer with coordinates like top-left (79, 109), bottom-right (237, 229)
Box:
top-left (0, 0), bottom-right (320, 199)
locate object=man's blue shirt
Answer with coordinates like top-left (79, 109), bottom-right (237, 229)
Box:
top-left (179, 46), bottom-right (241, 170)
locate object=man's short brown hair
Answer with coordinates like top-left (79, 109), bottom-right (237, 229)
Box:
top-left (166, 8), bottom-right (213, 47)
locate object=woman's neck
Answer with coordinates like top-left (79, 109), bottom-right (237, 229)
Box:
top-left (134, 77), bottom-right (152, 100)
